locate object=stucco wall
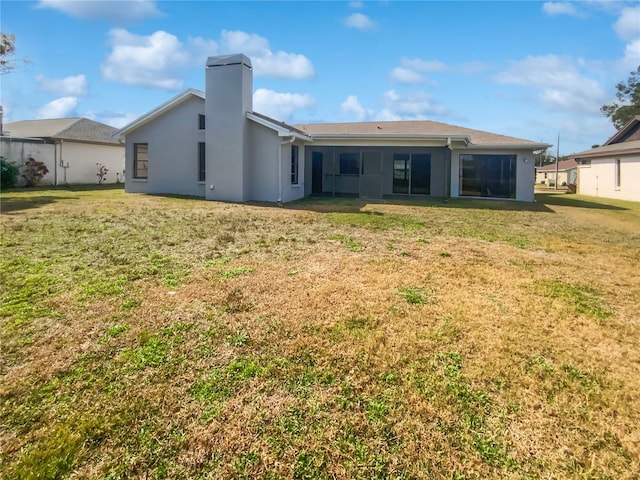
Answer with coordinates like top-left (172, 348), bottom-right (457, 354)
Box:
top-left (125, 96), bottom-right (205, 197)
top-left (578, 155), bottom-right (640, 202)
top-left (450, 149), bottom-right (536, 202)
top-left (1, 137), bottom-right (123, 186)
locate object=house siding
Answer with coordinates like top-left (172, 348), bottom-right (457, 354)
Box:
top-left (1, 137), bottom-right (124, 186)
top-left (125, 96), bottom-right (205, 197)
top-left (578, 155), bottom-right (640, 202)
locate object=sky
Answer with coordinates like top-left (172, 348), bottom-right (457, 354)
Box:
top-left (1, 0), bottom-right (639, 155)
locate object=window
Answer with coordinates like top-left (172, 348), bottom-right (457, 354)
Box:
top-left (133, 143), bottom-right (148, 179)
top-left (290, 145), bottom-right (299, 185)
top-left (392, 153), bottom-right (431, 194)
top-left (198, 142), bottom-right (206, 182)
top-left (459, 154), bottom-right (516, 198)
top-left (198, 114), bottom-right (205, 130)
top-left (615, 158), bottom-right (621, 189)
top-left (339, 152), bottom-right (359, 175)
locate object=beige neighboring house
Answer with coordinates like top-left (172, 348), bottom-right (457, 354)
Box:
top-left (1, 118), bottom-right (125, 186)
top-left (535, 159), bottom-right (578, 186)
top-left (116, 54), bottom-right (549, 203)
top-left (570, 116), bottom-right (640, 202)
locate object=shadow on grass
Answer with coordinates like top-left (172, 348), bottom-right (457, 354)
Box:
top-left (0, 195), bottom-right (81, 213)
top-left (536, 193), bottom-right (630, 211)
top-left (285, 195), bottom-right (555, 213)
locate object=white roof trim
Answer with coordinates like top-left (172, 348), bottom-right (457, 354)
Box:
top-left (246, 112), bottom-right (312, 141)
top-left (114, 88), bottom-right (205, 139)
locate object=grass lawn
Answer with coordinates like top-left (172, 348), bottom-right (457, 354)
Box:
top-left (1, 186), bottom-right (639, 479)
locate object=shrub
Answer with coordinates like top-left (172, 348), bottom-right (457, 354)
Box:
top-left (96, 163), bottom-right (108, 184)
top-left (1, 156), bottom-right (20, 189)
top-left (21, 157), bottom-right (49, 187)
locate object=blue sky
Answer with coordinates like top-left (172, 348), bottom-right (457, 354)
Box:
top-left (2, 0), bottom-right (639, 154)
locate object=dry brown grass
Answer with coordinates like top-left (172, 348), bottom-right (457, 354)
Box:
top-left (1, 186), bottom-right (639, 479)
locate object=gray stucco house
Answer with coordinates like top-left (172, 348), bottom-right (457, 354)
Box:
top-left (116, 54), bottom-right (548, 203)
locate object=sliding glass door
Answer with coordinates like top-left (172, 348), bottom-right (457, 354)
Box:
top-left (393, 153), bottom-right (431, 195)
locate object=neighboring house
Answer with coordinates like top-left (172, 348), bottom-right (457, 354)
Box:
top-left (116, 54), bottom-right (549, 203)
top-left (570, 116), bottom-right (640, 202)
top-left (535, 159), bottom-right (578, 186)
top-left (1, 118), bottom-right (125, 185)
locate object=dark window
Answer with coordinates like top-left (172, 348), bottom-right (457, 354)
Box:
top-left (133, 143), bottom-right (148, 179)
top-left (615, 158), bottom-right (621, 188)
top-left (198, 142), bottom-right (206, 182)
top-left (291, 144), bottom-right (299, 185)
top-left (198, 114), bottom-right (205, 130)
top-left (392, 153), bottom-right (430, 194)
top-left (459, 154), bottom-right (516, 198)
top-left (339, 152), bottom-right (359, 175)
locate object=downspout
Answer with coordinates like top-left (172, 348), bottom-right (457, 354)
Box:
top-left (278, 136), bottom-right (295, 204)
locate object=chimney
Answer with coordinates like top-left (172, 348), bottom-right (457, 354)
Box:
top-left (204, 54), bottom-right (253, 201)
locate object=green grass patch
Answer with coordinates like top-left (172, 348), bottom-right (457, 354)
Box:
top-left (329, 233), bottom-right (363, 252)
top-left (533, 279), bottom-right (612, 320)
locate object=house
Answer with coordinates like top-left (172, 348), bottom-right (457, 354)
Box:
top-left (1, 117), bottom-right (125, 185)
top-left (535, 159), bottom-right (578, 187)
top-left (116, 54), bottom-right (549, 203)
top-left (570, 116), bottom-right (640, 202)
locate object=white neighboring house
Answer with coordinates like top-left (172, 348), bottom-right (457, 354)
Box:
top-left (1, 117), bottom-right (125, 185)
top-left (116, 54), bottom-right (549, 203)
top-left (535, 159), bottom-right (578, 187)
top-left (570, 116), bottom-right (640, 202)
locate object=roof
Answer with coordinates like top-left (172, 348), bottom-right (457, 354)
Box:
top-left (116, 88), bottom-right (205, 138)
top-left (3, 118), bottom-right (120, 145)
top-left (603, 115), bottom-right (640, 145)
top-left (293, 120), bottom-right (550, 148)
top-left (570, 139), bottom-right (640, 160)
top-left (536, 159), bottom-right (578, 172)
top-left (247, 111), bottom-right (311, 141)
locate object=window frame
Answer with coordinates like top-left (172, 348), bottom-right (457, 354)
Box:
top-left (133, 143), bottom-right (148, 179)
top-left (290, 144), bottom-right (299, 185)
top-left (614, 158), bottom-right (621, 189)
top-left (198, 114), bottom-right (205, 130)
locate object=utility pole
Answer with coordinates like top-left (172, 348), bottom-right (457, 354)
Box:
top-left (554, 132), bottom-right (560, 191)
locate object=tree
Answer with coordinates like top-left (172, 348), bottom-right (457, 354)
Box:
top-left (601, 66), bottom-right (640, 130)
top-left (0, 32), bottom-right (28, 75)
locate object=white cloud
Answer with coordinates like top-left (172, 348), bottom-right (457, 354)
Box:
top-left (341, 95), bottom-right (373, 121)
top-left (37, 97), bottom-right (79, 119)
top-left (400, 58), bottom-right (447, 73)
top-left (389, 57), bottom-right (447, 84)
top-left (389, 67), bottom-right (426, 84)
top-left (36, 74), bottom-right (88, 96)
top-left (619, 38), bottom-right (640, 71)
top-left (496, 55), bottom-right (607, 114)
top-left (253, 89), bottom-right (315, 121)
top-left (101, 29), bottom-right (194, 90)
top-left (101, 28), bottom-right (315, 88)
top-left (85, 110), bottom-right (140, 129)
top-left (377, 89), bottom-right (446, 120)
top-left (613, 6), bottom-right (640, 42)
top-left (37, 0), bottom-right (162, 24)
top-left (219, 30), bottom-right (315, 80)
top-left (345, 13), bottom-right (375, 31)
top-left (542, 2), bottom-right (582, 17)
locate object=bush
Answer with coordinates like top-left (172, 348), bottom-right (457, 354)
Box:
top-left (21, 157), bottom-right (49, 187)
top-left (1, 156), bottom-right (20, 189)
